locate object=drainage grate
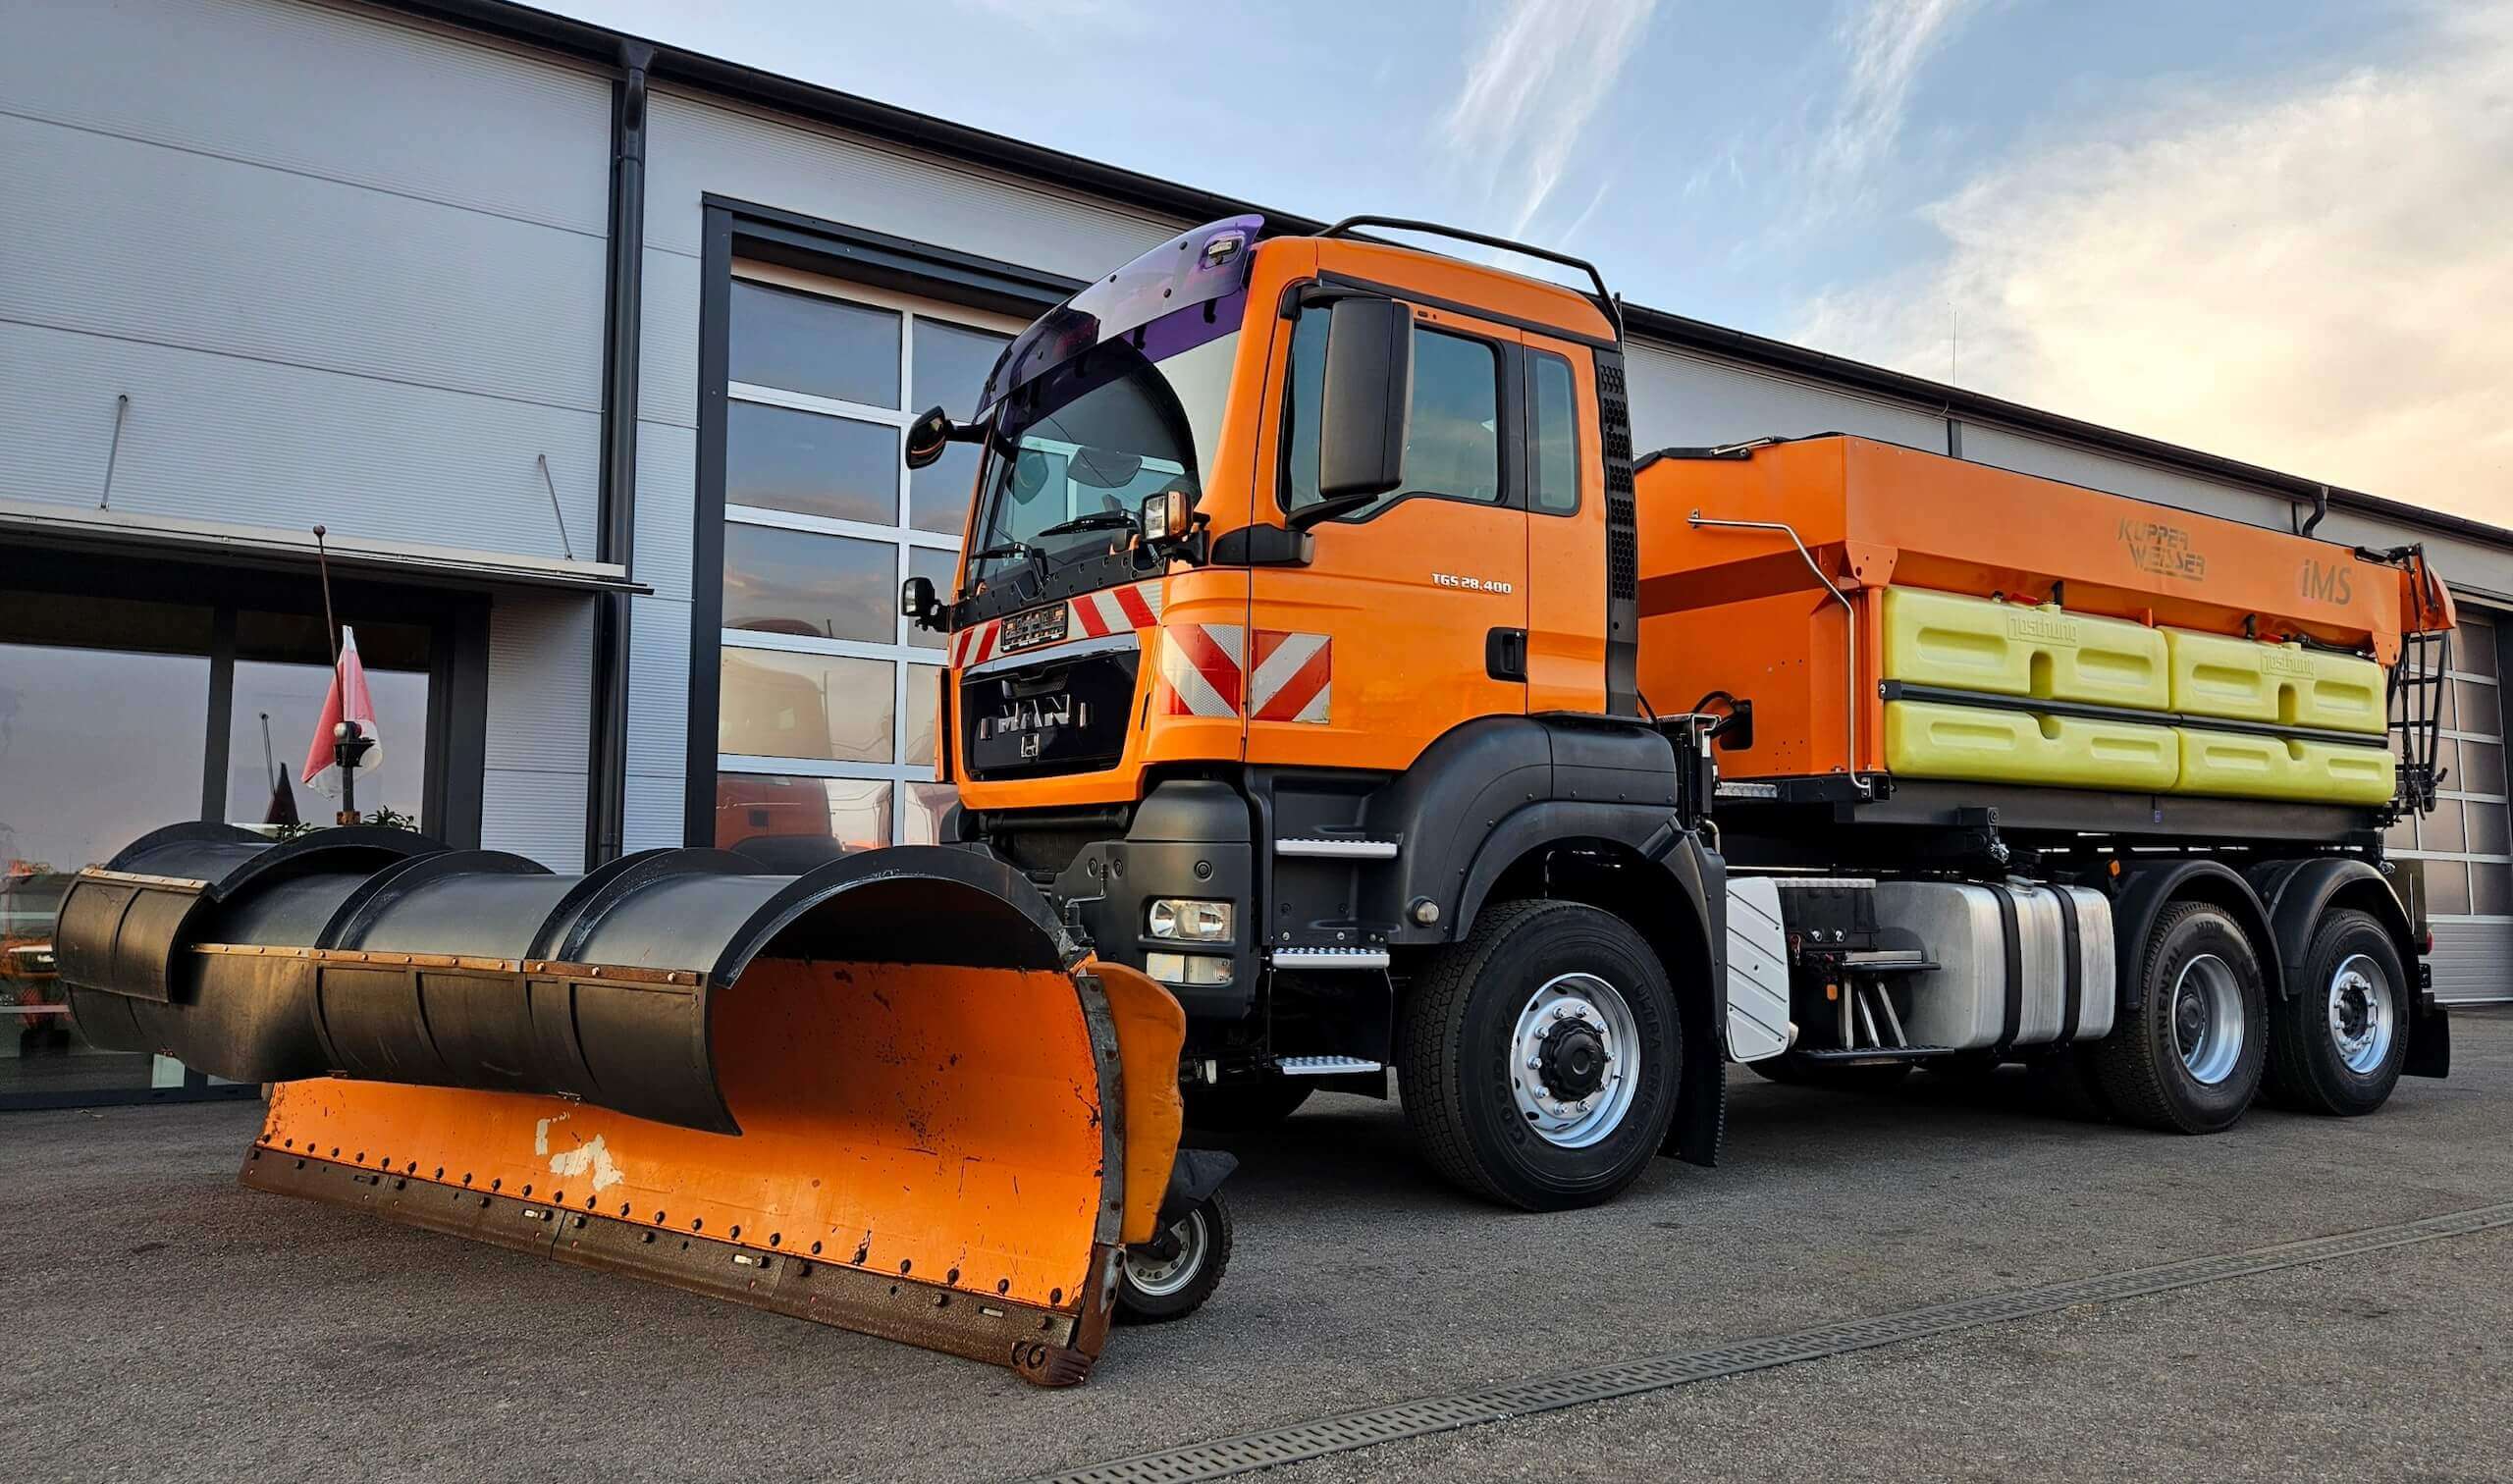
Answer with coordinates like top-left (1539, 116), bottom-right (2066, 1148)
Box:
top-left (1038, 1199), bottom-right (2513, 1484)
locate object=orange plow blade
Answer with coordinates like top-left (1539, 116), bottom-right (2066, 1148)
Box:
top-left (55, 824), bottom-right (1200, 1386)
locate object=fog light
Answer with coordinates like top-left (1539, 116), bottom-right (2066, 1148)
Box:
top-left (1147, 898), bottom-right (1234, 942)
top-left (1146, 952), bottom-right (1233, 987)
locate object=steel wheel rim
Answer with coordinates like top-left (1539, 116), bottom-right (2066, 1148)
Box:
top-left (2326, 953), bottom-right (2396, 1075)
top-left (2170, 953), bottom-right (2246, 1086)
top-left (1509, 972), bottom-right (1641, 1148)
top-left (1123, 1208), bottom-right (1207, 1298)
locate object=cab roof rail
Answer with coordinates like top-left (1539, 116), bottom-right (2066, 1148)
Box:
top-left (1318, 215), bottom-right (1625, 342)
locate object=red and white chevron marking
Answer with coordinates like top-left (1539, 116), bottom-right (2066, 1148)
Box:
top-left (948, 580), bottom-right (1165, 668)
top-left (1155, 624), bottom-right (1333, 723)
top-left (1158, 622), bottom-right (1244, 718)
top-left (1247, 630), bottom-right (1332, 723)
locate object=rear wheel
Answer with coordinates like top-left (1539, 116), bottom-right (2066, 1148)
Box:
top-left (1114, 1191), bottom-right (1232, 1325)
top-left (1396, 899), bottom-right (1682, 1211)
top-left (2091, 901), bottom-right (2266, 1134)
top-left (2265, 909), bottom-right (2408, 1116)
top-left (1182, 1078), bottom-right (1312, 1133)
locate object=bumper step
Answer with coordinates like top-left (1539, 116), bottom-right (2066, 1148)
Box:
top-left (1270, 946), bottom-right (1391, 970)
top-left (1274, 837), bottom-right (1400, 860)
top-left (1275, 1056), bottom-right (1384, 1077)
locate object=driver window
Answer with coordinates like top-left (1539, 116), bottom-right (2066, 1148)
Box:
top-left (1282, 309), bottom-right (1504, 519)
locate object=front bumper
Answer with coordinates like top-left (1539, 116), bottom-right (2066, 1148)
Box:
top-left (1051, 780), bottom-right (1256, 1023)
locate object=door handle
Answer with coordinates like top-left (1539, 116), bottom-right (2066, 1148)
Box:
top-left (1486, 627), bottom-right (1528, 682)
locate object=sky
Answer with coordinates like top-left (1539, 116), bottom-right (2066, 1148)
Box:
top-left (556, 0), bottom-right (2512, 525)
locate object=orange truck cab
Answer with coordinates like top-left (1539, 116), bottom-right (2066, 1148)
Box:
top-left (900, 216), bottom-right (2457, 1209)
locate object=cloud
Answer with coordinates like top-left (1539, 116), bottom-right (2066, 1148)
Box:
top-left (1442, 0), bottom-right (1659, 238)
top-left (1820, 0), bottom-right (1983, 184)
top-left (1794, 6), bottom-right (2513, 526)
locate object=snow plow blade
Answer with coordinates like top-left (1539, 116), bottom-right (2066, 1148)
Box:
top-left (54, 822), bottom-right (1196, 1386)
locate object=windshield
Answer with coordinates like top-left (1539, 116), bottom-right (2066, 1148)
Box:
top-left (963, 302), bottom-right (1241, 594)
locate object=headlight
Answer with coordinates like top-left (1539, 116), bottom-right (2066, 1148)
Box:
top-left (1145, 951), bottom-right (1234, 987)
top-left (1147, 898), bottom-right (1234, 942)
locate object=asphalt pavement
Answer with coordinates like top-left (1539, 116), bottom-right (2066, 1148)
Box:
top-left (4, 1008), bottom-right (2508, 1483)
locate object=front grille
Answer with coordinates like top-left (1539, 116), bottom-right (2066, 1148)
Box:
top-left (960, 650), bottom-right (1141, 780)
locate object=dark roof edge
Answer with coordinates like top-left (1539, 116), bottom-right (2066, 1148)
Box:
top-left (375, 0), bottom-right (2513, 555)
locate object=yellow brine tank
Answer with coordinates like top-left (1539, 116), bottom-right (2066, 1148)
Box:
top-left (1878, 587), bottom-right (2395, 805)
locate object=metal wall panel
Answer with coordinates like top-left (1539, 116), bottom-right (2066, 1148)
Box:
top-left (0, 320), bottom-right (598, 556)
top-left (640, 245), bottom-right (706, 433)
top-left (621, 773), bottom-right (686, 855)
top-left (623, 595), bottom-right (692, 780)
top-left (3, 114), bottom-right (607, 416)
top-left (641, 89), bottom-right (1182, 276)
top-left (2431, 921), bottom-right (2513, 1003)
top-left (3, 0), bottom-right (610, 234)
top-left (1957, 424), bottom-right (2295, 530)
top-left (633, 422), bottom-right (699, 602)
top-left (478, 594), bottom-right (594, 869)
top-left (1622, 343), bottom-right (1951, 454)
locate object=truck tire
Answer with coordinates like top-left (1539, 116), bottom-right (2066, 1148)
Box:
top-left (1182, 1079), bottom-right (1312, 1133)
top-left (2090, 901), bottom-right (2266, 1134)
top-left (2264, 909), bottom-right (2408, 1116)
top-left (1396, 899), bottom-right (1682, 1211)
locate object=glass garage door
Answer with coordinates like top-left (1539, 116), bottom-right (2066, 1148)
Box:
top-left (710, 265), bottom-right (1016, 860)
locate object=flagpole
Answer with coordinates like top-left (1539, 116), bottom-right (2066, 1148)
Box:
top-left (311, 525), bottom-right (364, 824)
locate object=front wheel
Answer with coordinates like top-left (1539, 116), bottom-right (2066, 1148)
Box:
top-left (1114, 1192), bottom-right (1232, 1325)
top-left (2265, 909), bottom-right (2408, 1116)
top-left (1396, 899), bottom-right (1682, 1211)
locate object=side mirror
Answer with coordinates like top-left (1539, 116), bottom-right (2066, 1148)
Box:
top-left (903, 405), bottom-right (954, 470)
top-left (900, 574), bottom-right (946, 631)
top-left (1317, 296), bottom-right (1412, 502)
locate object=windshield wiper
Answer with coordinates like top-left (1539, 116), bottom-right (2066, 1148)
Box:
top-left (1034, 510), bottom-right (1141, 540)
top-left (968, 539), bottom-right (1038, 564)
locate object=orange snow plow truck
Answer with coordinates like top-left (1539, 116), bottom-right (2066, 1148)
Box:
top-left (58, 216), bottom-right (2458, 1383)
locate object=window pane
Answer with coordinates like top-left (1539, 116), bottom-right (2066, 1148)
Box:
top-left (2461, 740), bottom-right (2506, 797)
top-left (714, 775), bottom-right (892, 859)
top-left (2473, 863), bottom-right (2512, 917)
top-left (912, 320), bottom-right (1011, 418)
top-left (2383, 810), bottom-right (2419, 851)
top-left (906, 548), bottom-right (956, 652)
top-left (2453, 679), bottom-right (2501, 738)
top-left (227, 661), bottom-right (430, 824)
top-left (2457, 618), bottom-right (2497, 680)
top-left (2421, 799), bottom-right (2467, 853)
top-left (2421, 859), bottom-right (2472, 916)
top-left (722, 524), bottom-right (893, 642)
top-left (726, 402), bottom-right (899, 526)
top-left (729, 280), bottom-right (899, 406)
top-left (1, 634), bottom-right (211, 1099)
top-left (2434, 737), bottom-right (2460, 791)
top-left (1403, 328), bottom-right (1502, 504)
top-left (904, 663), bottom-right (942, 775)
top-left (904, 781), bottom-right (960, 845)
top-left (719, 649), bottom-right (892, 764)
top-left (909, 442), bottom-right (982, 536)
top-left (1529, 351), bottom-right (1579, 514)
top-left (2468, 798), bottom-right (2511, 858)
top-left (1279, 307), bottom-right (1328, 514)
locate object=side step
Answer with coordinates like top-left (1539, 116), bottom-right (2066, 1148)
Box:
top-left (1793, 1044), bottom-right (1963, 1064)
top-left (1270, 946), bottom-right (1391, 970)
top-left (1275, 1055), bottom-right (1383, 1077)
top-left (1275, 837), bottom-right (1400, 860)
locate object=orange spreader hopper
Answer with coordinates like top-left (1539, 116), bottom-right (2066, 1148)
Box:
top-left (1634, 436), bottom-right (2455, 786)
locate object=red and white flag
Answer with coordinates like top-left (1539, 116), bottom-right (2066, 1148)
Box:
top-left (300, 626), bottom-right (383, 798)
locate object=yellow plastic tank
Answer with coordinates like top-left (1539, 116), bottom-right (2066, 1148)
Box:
top-left (1884, 701), bottom-right (2180, 791)
top-left (2166, 630), bottom-right (2387, 736)
top-left (2171, 728), bottom-right (2396, 804)
top-left (1882, 588), bottom-right (2169, 710)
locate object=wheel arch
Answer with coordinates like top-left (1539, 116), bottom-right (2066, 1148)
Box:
top-left (1454, 821), bottom-right (1729, 1169)
top-left (2248, 857), bottom-right (2415, 1002)
top-left (2114, 859), bottom-right (2280, 1013)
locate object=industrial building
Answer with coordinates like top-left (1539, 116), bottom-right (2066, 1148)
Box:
top-left (4, 0), bottom-right (2505, 1109)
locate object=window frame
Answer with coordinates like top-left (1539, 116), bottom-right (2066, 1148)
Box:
top-left (2394, 610), bottom-right (2509, 924)
top-left (1274, 299), bottom-right (1527, 526)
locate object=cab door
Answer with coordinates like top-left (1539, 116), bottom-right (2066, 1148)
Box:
top-left (1247, 296), bottom-right (1527, 772)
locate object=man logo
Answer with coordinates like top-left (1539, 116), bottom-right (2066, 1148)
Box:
top-left (2302, 559), bottom-right (2355, 605)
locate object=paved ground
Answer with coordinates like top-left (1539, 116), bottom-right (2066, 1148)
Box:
top-left (3, 1009), bottom-right (2508, 1483)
